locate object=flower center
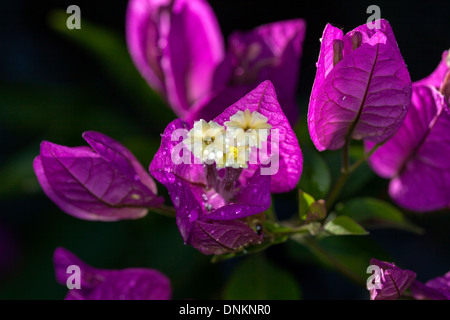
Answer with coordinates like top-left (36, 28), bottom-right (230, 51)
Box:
top-left (228, 146), bottom-right (239, 160)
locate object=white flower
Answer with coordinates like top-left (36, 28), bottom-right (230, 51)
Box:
top-left (224, 109), bottom-right (271, 148)
top-left (183, 120), bottom-right (225, 164)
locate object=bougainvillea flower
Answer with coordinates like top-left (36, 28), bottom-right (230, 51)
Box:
top-left (368, 259), bottom-right (416, 300)
top-left (54, 247), bottom-right (171, 300)
top-left (33, 131), bottom-right (164, 221)
top-left (126, 0), bottom-right (306, 125)
top-left (366, 85), bottom-right (450, 211)
top-left (411, 271), bottom-right (450, 300)
top-left (308, 20), bottom-right (411, 151)
top-left (150, 81), bottom-right (302, 254)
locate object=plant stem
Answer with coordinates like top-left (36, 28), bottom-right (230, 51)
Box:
top-left (325, 142), bottom-right (382, 211)
top-left (149, 204), bottom-right (177, 218)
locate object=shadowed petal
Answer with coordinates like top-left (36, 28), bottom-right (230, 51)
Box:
top-left (369, 259), bottom-right (416, 300)
top-left (54, 247), bottom-right (171, 300)
top-left (191, 220), bottom-right (262, 255)
top-left (367, 85), bottom-right (450, 211)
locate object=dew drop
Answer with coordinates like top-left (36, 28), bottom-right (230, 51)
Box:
top-left (189, 210), bottom-right (199, 222)
top-left (236, 208), bottom-right (242, 215)
top-left (167, 173), bottom-right (175, 183)
top-left (173, 196), bottom-right (180, 208)
top-left (201, 194), bottom-right (208, 202)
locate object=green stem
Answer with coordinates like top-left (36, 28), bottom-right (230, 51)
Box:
top-left (325, 171), bottom-right (349, 211)
top-left (149, 204), bottom-right (177, 218)
top-left (301, 237), bottom-right (366, 286)
top-left (325, 142), bottom-right (382, 211)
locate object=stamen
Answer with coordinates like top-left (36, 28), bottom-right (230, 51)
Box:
top-left (333, 39), bottom-right (344, 66)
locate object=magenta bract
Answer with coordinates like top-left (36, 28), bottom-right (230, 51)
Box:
top-left (33, 131), bottom-right (164, 221)
top-left (411, 271), bottom-right (450, 300)
top-left (126, 0), bottom-right (305, 125)
top-left (308, 20), bottom-right (411, 151)
top-left (150, 81), bottom-right (302, 254)
top-left (367, 51), bottom-right (450, 212)
top-left (54, 247), bottom-right (171, 300)
top-left (368, 259), bottom-right (416, 300)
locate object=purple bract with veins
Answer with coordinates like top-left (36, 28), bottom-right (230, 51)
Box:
top-left (126, 0), bottom-right (305, 125)
top-left (308, 19), bottom-right (411, 151)
top-left (54, 247), bottom-right (171, 300)
top-left (368, 259), bottom-right (416, 300)
top-left (33, 131), bottom-right (164, 221)
top-left (150, 81), bottom-right (302, 254)
top-left (367, 50), bottom-right (450, 212)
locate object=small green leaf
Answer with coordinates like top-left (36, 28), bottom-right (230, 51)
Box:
top-left (298, 189), bottom-right (315, 220)
top-left (223, 255), bottom-right (302, 300)
top-left (324, 216), bottom-right (368, 236)
top-left (335, 197), bottom-right (423, 234)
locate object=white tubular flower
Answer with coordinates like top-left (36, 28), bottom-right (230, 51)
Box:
top-left (183, 120), bottom-right (225, 164)
top-left (224, 109), bottom-right (272, 148)
top-left (224, 145), bottom-right (250, 169)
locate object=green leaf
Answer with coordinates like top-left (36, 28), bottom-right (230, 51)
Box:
top-left (298, 144), bottom-right (331, 199)
top-left (335, 197), bottom-right (423, 234)
top-left (298, 189), bottom-right (315, 220)
top-left (324, 216), bottom-right (368, 236)
top-left (223, 255), bottom-right (302, 300)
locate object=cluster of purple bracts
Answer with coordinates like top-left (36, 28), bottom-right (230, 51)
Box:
top-left (33, 0), bottom-right (449, 299)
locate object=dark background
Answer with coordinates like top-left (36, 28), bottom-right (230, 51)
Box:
top-left (0, 0), bottom-right (449, 299)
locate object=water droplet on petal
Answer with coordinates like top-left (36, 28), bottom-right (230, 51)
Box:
top-left (189, 210), bottom-right (199, 222)
top-left (236, 208), bottom-right (242, 215)
top-left (173, 196), bottom-right (180, 208)
top-left (202, 194), bottom-right (208, 202)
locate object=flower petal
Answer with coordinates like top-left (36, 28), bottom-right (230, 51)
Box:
top-left (415, 50), bottom-right (449, 89)
top-left (309, 20), bottom-right (411, 151)
top-left (34, 138), bottom-right (163, 221)
top-left (214, 81), bottom-right (302, 193)
top-left (161, 0), bottom-right (225, 117)
top-left (83, 131), bottom-right (158, 194)
top-left (126, 0), bottom-right (170, 94)
top-left (190, 220), bottom-right (262, 255)
top-left (222, 19), bottom-right (306, 125)
top-left (368, 85), bottom-right (450, 211)
top-left (54, 247), bottom-right (171, 300)
top-left (369, 259), bottom-right (416, 300)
